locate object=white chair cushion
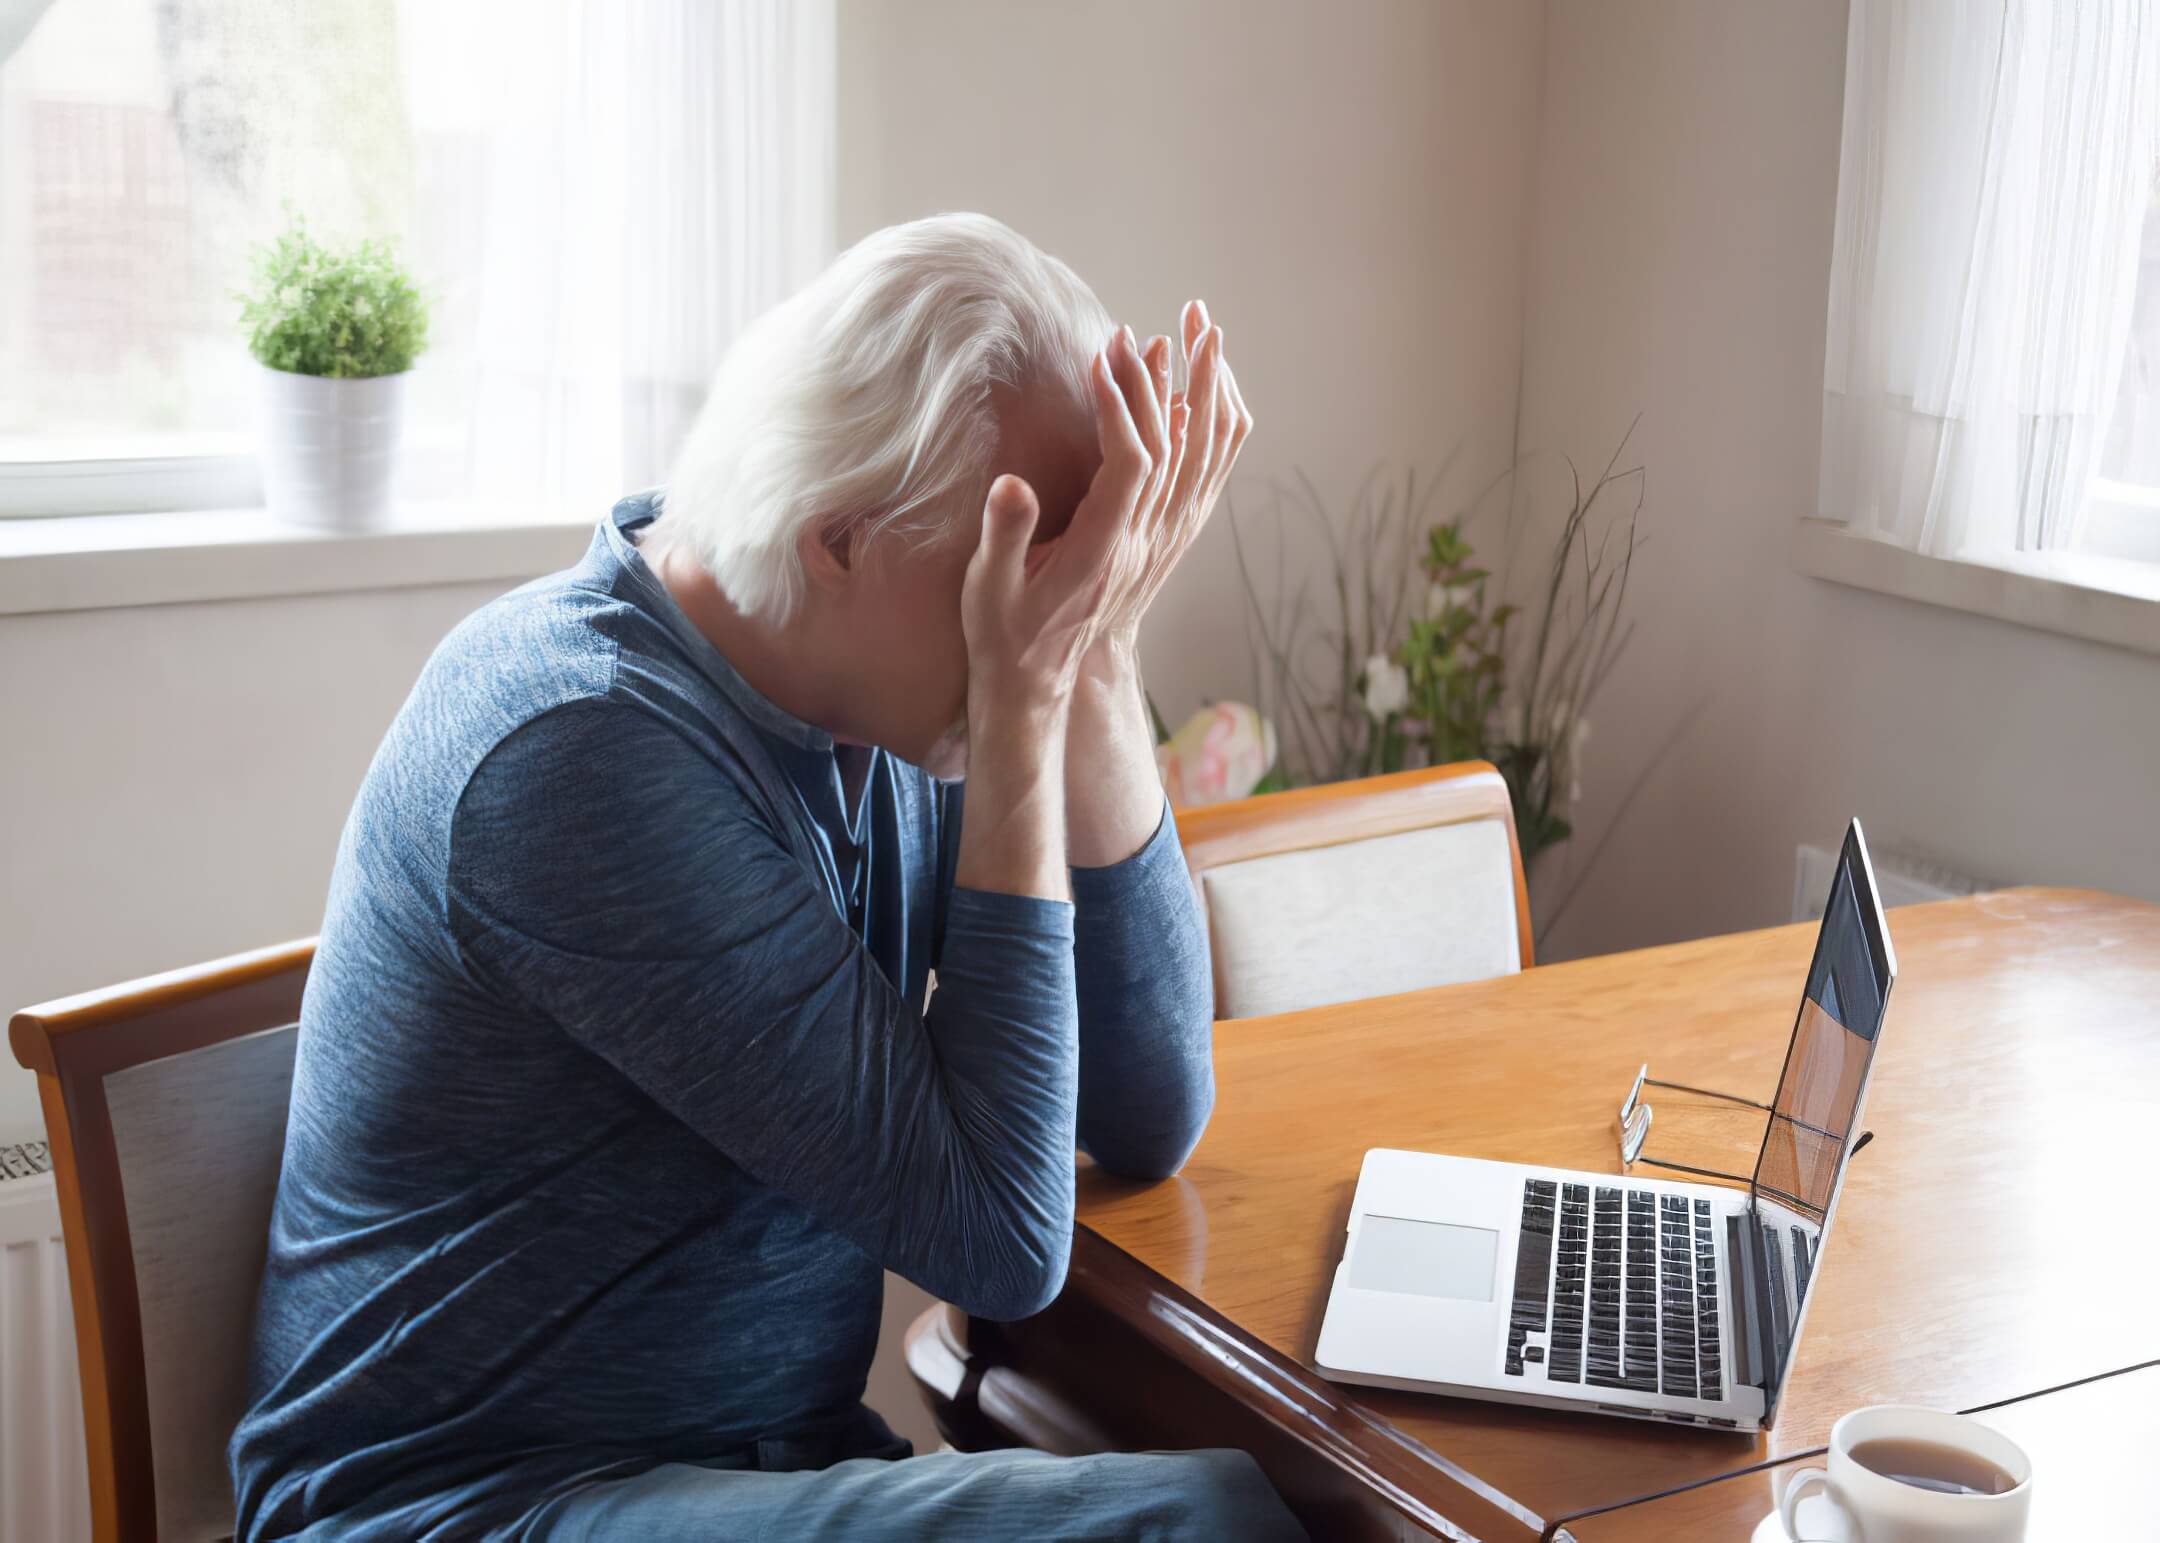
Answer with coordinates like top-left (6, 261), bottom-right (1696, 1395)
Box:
top-left (105, 1023), bottom-right (297, 1543)
top-left (1201, 818), bottom-right (1520, 1018)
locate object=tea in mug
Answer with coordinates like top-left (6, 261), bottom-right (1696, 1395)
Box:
top-left (1848, 1437), bottom-right (2019, 1497)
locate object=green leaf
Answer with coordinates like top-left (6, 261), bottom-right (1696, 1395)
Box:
top-left (236, 218), bottom-right (429, 378)
top-left (1146, 690), bottom-right (1174, 744)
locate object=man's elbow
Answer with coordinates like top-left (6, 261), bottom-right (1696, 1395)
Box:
top-left (1084, 1076), bottom-right (1216, 1183)
top-left (959, 1225), bottom-right (1073, 1322)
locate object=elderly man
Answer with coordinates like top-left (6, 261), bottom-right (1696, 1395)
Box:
top-left (230, 214), bottom-right (1302, 1541)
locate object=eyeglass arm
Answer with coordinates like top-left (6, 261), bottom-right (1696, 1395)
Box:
top-left (1625, 1154), bottom-right (1755, 1186)
top-left (1642, 1076), bottom-right (1771, 1112)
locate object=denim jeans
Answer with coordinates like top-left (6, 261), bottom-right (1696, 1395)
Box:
top-left (517, 1445), bottom-right (1308, 1542)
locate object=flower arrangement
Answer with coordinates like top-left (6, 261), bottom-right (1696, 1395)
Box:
top-left (1229, 462), bottom-right (1459, 789)
top-left (1223, 426), bottom-right (1652, 911)
top-left (236, 221), bottom-right (429, 379)
top-left (1154, 700), bottom-right (1280, 808)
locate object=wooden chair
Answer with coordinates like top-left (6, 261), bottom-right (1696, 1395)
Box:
top-left (9, 940), bottom-right (315, 1543)
top-left (1175, 761), bottom-right (1533, 1018)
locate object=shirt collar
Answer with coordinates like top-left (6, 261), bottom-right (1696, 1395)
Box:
top-left (593, 490), bottom-right (836, 756)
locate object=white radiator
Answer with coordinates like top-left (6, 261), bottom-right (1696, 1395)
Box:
top-left (1, 1149), bottom-right (92, 1543)
top-left (1792, 842), bottom-right (1991, 923)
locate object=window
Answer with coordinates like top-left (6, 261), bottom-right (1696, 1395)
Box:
top-left (2087, 163), bottom-right (2160, 565)
top-left (1819, 0), bottom-right (2160, 575)
top-left (0, 0), bottom-right (478, 514)
top-left (0, 0), bottom-right (834, 521)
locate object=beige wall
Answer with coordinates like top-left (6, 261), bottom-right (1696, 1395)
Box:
top-left (0, 582), bottom-right (513, 1132)
top-left (838, 0), bottom-right (1548, 723)
top-left (1514, 0), bottom-right (2160, 960)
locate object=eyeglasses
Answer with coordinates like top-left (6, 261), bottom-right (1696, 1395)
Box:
top-left (1615, 1062), bottom-right (1766, 1186)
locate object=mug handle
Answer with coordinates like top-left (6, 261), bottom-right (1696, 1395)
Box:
top-left (1779, 1466), bottom-right (1856, 1542)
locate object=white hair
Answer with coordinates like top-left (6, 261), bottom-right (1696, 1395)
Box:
top-left (646, 212), bottom-right (1114, 623)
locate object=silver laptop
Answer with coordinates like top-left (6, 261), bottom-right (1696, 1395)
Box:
top-left (1314, 819), bottom-right (1895, 1432)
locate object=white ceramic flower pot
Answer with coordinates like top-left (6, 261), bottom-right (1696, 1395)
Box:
top-left (257, 364), bottom-right (407, 529)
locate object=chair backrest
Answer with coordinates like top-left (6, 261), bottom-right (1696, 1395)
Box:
top-left (1175, 763), bottom-right (1531, 1019)
top-left (9, 940), bottom-right (314, 1543)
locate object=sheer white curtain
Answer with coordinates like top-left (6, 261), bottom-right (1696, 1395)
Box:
top-left (407, 0), bottom-right (835, 514)
top-left (1820, 0), bottom-right (2160, 557)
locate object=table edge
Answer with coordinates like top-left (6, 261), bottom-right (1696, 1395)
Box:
top-left (1064, 1224), bottom-right (1551, 1538)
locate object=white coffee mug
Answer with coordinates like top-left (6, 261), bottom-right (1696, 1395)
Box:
top-left (1780, 1405), bottom-right (2031, 1542)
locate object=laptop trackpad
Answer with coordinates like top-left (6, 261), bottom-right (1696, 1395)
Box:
top-left (1349, 1215), bottom-right (1498, 1301)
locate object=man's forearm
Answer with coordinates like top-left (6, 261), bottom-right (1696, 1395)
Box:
top-left (1064, 641), bottom-right (1166, 868)
top-left (1061, 639), bottom-right (1215, 1180)
top-left (956, 684), bottom-right (1071, 902)
top-left (1070, 803), bottom-right (1215, 1180)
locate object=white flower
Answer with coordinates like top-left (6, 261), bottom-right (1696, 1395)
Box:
top-left (1427, 581), bottom-right (1474, 616)
top-left (350, 295), bottom-right (373, 319)
top-left (1361, 653), bottom-right (1410, 718)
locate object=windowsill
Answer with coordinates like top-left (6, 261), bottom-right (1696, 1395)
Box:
top-left (1790, 518), bottom-right (2160, 657)
top-left (0, 503), bottom-right (598, 617)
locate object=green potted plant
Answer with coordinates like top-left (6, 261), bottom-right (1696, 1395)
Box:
top-left (236, 221), bottom-right (429, 529)
top-left (1221, 431), bottom-right (1691, 940)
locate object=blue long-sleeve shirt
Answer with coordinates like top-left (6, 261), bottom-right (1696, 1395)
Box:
top-left (229, 492), bottom-right (1216, 1541)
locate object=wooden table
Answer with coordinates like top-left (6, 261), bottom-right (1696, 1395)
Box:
top-left (955, 889), bottom-right (2160, 1540)
top-left (1569, 1364), bottom-right (2160, 1540)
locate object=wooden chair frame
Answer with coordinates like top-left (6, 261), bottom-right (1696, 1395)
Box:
top-left (1173, 760), bottom-right (1535, 974)
top-left (8, 939), bottom-right (316, 1543)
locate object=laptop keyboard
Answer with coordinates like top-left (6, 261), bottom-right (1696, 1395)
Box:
top-left (1503, 1178), bottom-right (1725, 1400)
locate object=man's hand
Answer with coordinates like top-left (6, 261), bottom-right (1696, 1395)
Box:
top-left (956, 304), bottom-right (1256, 881)
top-left (960, 325), bottom-right (1175, 708)
top-left (954, 323), bottom-right (1174, 898)
top-left (1062, 302), bottom-right (1256, 866)
top-left (1091, 300), bottom-right (1255, 666)
top-left (962, 303), bottom-right (1254, 703)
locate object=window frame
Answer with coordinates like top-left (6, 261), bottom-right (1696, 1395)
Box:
top-left (0, 435), bottom-right (261, 519)
top-left (2081, 476), bottom-right (2160, 566)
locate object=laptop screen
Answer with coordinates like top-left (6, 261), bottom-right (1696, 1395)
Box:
top-left (1749, 820), bottom-right (1895, 1415)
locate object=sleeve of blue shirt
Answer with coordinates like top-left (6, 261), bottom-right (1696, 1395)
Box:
top-left (1068, 800), bottom-right (1217, 1181)
top-left (449, 700), bottom-right (1081, 1321)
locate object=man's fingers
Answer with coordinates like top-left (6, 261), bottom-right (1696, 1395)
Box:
top-left (1091, 340), bottom-right (1153, 501)
top-left (1161, 399), bottom-right (1193, 527)
top-left (1057, 345), bottom-right (1152, 582)
top-left (1182, 300), bottom-right (1209, 370)
top-left (1109, 326), bottom-right (1166, 474)
top-left (1207, 343), bottom-right (1239, 482)
top-left (1140, 334), bottom-right (1175, 526)
top-left (971, 473), bottom-right (1040, 596)
top-left (1144, 334), bottom-right (1173, 432)
top-left (1223, 356), bottom-right (1255, 447)
top-left (1168, 325), bottom-right (1222, 514)
top-left (1209, 358), bottom-right (1253, 498)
